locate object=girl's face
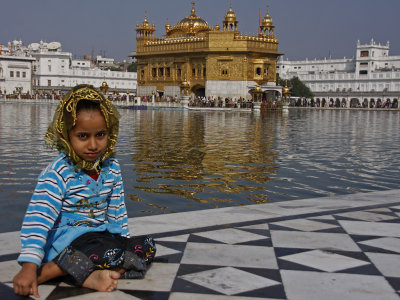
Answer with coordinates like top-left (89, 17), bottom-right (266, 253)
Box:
top-left (68, 109), bottom-right (108, 163)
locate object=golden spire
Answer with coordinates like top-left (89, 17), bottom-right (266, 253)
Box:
top-left (191, 1), bottom-right (195, 16)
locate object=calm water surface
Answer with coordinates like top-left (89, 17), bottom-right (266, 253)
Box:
top-left (1, 103), bottom-right (399, 232)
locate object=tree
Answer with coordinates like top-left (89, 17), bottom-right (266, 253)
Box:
top-left (276, 74), bottom-right (314, 98)
top-left (127, 62), bottom-right (137, 72)
top-left (290, 77), bottom-right (314, 98)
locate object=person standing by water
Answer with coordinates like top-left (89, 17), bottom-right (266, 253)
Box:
top-left (13, 84), bottom-right (156, 298)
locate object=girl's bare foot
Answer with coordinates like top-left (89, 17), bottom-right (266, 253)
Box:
top-left (82, 270), bottom-right (120, 292)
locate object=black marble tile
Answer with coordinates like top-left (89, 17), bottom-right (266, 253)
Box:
top-left (323, 249), bottom-right (370, 262)
top-left (339, 264), bottom-right (382, 276)
top-left (0, 253), bottom-right (19, 263)
top-left (0, 282), bottom-right (34, 300)
top-left (170, 277), bottom-right (222, 295)
top-left (120, 290), bottom-right (170, 300)
top-left (357, 243), bottom-right (399, 254)
top-left (236, 284), bottom-right (286, 299)
top-left (154, 241), bottom-right (187, 252)
top-left (349, 234), bottom-right (385, 242)
top-left (153, 253), bottom-right (183, 264)
top-left (385, 277), bottom-right (400, 293)
top-left (276, 258), bottom-right (324, 272)
top-left (268, 224), bottom-right (299, 231)
top-left (234, 227), bottom-right (270, 237)
top-left (274, 247), bottom-right (311, 258)
top-left (187, 234), bottom-right (225, 244)
top-left (314, 226), bottom-right (347, 234)
top-left (176, 264), bottom-right (222, 277)
top-left (236, 238), bottom-right (273, 247)
top-left (46, 285), bottom-right (94, 300)
top-left (236, 267), bottom-right (282, 283)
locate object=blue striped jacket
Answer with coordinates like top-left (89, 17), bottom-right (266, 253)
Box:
top-left (18, 153), bottom-right (130, 266)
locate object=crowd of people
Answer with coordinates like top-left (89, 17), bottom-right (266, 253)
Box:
top-left (290, 97), bottom-right (399, 109)
top-left (188, 96), bottom-right (253, 108)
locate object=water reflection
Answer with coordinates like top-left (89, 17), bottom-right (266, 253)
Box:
top-left (127, 111), bottom-right (279, 213)
top-left (1, 103), bottom-right (400, 232)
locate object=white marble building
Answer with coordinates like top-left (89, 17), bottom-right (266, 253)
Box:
top-left (278, 39), bottom-right (400, 107)
top-left (0, 55), bottom-right (35, 95)
top-left (0, 40), bottom-right (137, 96)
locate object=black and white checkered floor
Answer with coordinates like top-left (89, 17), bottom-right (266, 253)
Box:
top-left (1, 189), bottom-right (400, 299)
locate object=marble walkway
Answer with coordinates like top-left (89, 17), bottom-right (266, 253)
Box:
top-left (1, 189), bottom-right (400, 300)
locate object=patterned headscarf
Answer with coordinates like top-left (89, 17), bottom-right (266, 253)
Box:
top-left (45, 84), bottom-right (120, 171)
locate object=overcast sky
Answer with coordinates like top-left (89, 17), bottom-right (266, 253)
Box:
top-left (2, 0), bottom-right (400, 62)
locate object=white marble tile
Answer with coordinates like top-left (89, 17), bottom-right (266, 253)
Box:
top-left (179, 266), bottom-right (280, 295)
top-left (126, 189), bottom-right (400, 236)
top-left (360, 237), bottom-right (400, 253)
top-left (272, 219), bottom-right (338, 232)
top-left (308, 215), bottom-right (335, 220)
top-left (280, 249), bottom-right (369, 272)
top-left (155, 234), bottom-right (189, 242)
top-left (339, 221), bottom-right (400, 237)
top-left (193, 228), bottom-right (267, 244)
top-left (237, 223), bottom-right (269, 230)
top-left (366, 208), bottom-right (392, 213)
top-left (36, 284), bottom-right (59, 300)
top-left (117, 263), bottom-right (179, 292)
top-left (169, 292), bottom-right (282, 300)
top-left (128, 205), bottom-right (275, 236)
top-left (281, 270), bottom-right (399, 300)
top-left (270, 230), bottom-right (361, 251)
top-left (66, 290), bottom-right (140, 299)
top-left (0, 260), bottom-right (21, 282)
top-left (366, 253), bottom-right (400, 277)
top-left (181, 243), bottom-right (278, 269)
top-left (0, 231), bottom-right (21, 255)
top-left (155, 244), bottom-right (182, 256)
top-left (336, 211), bottom-right (397, 222)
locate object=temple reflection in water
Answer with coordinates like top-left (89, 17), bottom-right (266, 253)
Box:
top-left (127, 110), bottom-right (280, 213)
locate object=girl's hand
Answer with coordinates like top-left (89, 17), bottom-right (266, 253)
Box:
top-left (13, 262), bottom-right (40, 298)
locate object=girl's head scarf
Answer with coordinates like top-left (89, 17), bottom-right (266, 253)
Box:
top-left (44, 84), bottom-right (120, 171)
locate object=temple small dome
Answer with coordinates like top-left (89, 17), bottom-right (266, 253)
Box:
top-left (166, 1), bottom-right (211, 37)
top-left (224, 6), bottom-right (237, 23)
top-left (222, 4), bottom-right (238, 31)
top-left (262, 8), bottom-right (274, 29)
top-left (140, 16), bottom-right (151, 29)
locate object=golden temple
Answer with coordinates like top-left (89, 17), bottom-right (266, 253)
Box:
top-left (133, 2), bottom-right (282, 100)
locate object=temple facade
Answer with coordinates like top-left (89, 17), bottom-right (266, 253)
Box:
top-left (132, 2), bottom-right (282, 100)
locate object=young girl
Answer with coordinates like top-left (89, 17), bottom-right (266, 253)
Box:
top-left (13, 85), bottom-right (156, 298)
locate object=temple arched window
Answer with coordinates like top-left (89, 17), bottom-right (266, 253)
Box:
top-left (158, 67), bottom-right (164, 77)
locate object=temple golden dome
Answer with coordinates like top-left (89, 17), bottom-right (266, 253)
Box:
top-left (224, 6), bottom-right (237, 23)
top-left (282, 81), bottom-right (291, 95)
top-left (138, 15), bottom-right (151, 29)
top-left (166, 1), bottom-right (211, 37)
top-left (222, 4), bottom-right (238, 32)
top-left (101, 81), bottom-right (109, 88)
top-left (262, 8), bottom-right (274, 28)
